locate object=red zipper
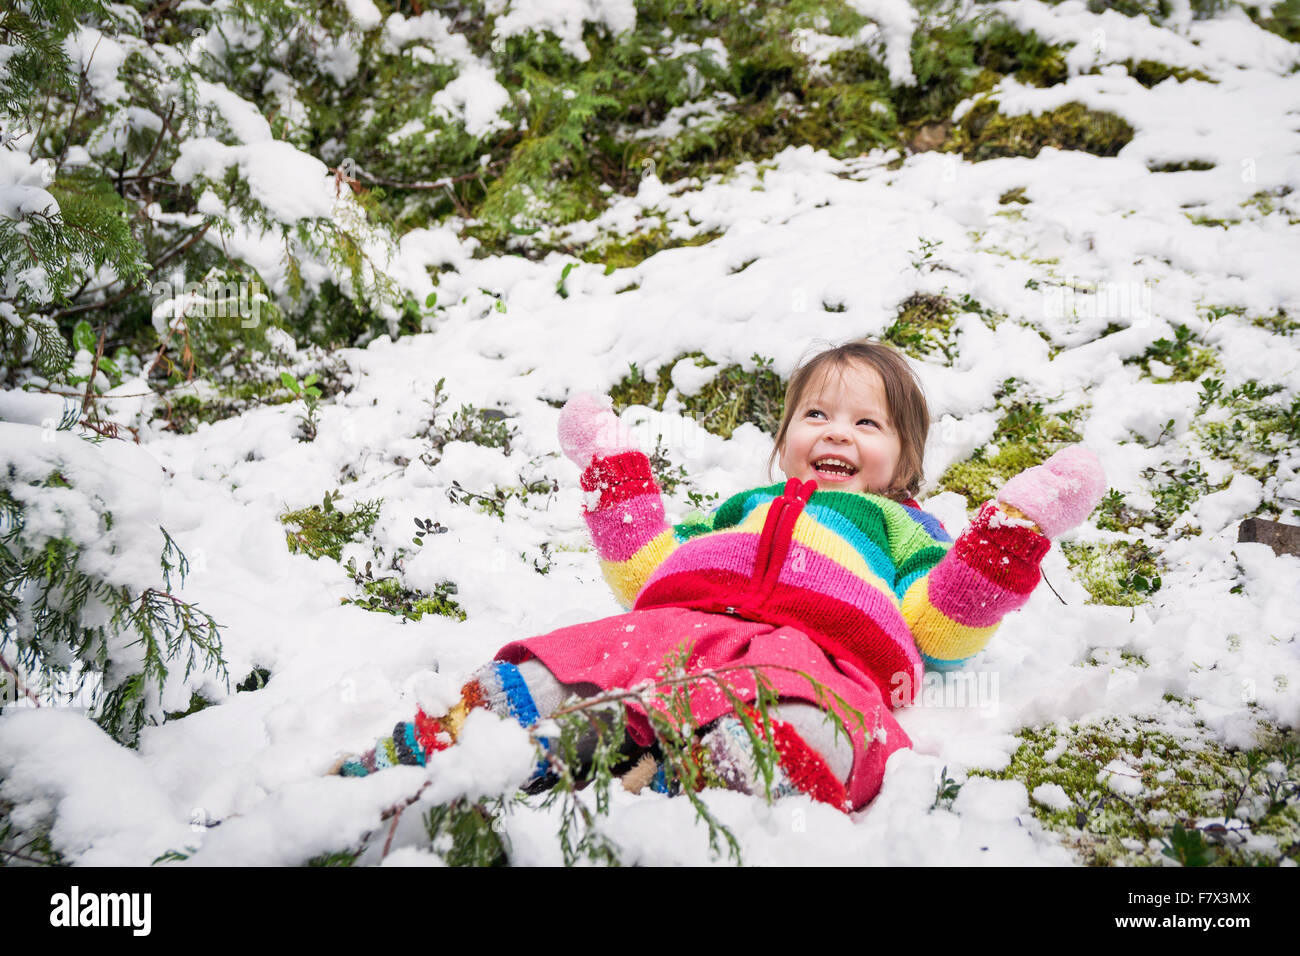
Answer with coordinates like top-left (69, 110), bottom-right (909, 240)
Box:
top-left (728, 477), bottom-right (817, 615)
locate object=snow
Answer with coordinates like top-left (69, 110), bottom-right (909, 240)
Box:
top-left (847, 0), bottom-right (919, 86)
top-left (342, 0), bottom-right (383, 31)
top-left (3, 2), bottom-right (1299, 867)
top-left (63, 27), bottom-right (129, 104)
top-left (173, 139), bottom-right (335, 223)
top-left (489, 0), bottom-right (638, 62)
top-left (431, 63), bottom-right (514, 139)
top-left (1031, 782), bottom-right (1071, 811)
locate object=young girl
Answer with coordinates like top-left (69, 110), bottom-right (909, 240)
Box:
top-left (334, 339), bottom-right (1105, 813)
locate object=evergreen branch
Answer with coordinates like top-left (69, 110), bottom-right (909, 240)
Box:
top-left (0, 846), bottom-right (56, 865)
top-left (48, 220), bottom-right (210, 322)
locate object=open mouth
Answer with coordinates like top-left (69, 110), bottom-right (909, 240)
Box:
top-left (812, 457), bottom-right (858, 480)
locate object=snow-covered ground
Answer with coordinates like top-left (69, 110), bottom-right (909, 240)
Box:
top-left (2, 2), bottom-right (1299, 865)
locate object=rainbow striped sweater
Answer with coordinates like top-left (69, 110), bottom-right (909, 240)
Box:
top-left (581, 451), bottom-right (1051, 708)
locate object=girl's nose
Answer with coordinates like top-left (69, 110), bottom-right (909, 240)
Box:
top-left (824, 418), bottom-right (851, 440)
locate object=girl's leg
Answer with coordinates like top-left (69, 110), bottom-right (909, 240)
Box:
top-left (334, 658), bottom-right (594, 777)
top-left (691, 701), bottom-right (853, 810)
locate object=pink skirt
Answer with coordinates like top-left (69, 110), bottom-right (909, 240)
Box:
top-left (495, 605), bottom-right (911, 810)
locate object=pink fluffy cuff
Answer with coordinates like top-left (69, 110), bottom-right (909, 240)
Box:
top-left (557, 392), bottom-right (639, 467)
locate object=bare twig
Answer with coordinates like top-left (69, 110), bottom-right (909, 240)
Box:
top-left (381, 804), bottom-right (404, 859)
top-left (79, 323), bottom-right (107, 425)
top-left (55, 32), bottom-right (103, 175)
top-left (353, 156), bottom-right (509, 192)
top-left (1041, 568), bottom-right (1067, 605)
top-left (134, 100), bottom-right (176, 180)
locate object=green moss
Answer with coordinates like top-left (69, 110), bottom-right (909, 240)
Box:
top-left (1239, 188), bottom-right (1296, 220)
top-left (1119, 59), bottom-right (1213, 87)
top-left (1062, 540), bottom-right (1163, 606)
top-left (578, 224), bottom-right (723, 271)
top-left (972, 24), bottom-right (1069, 88)
top-left (1040, 0), bottom-right (1171, 21)
top-left (609, 351), bottom-right (786, 440)
top-left (1243, 0), bottom-right (1300, 44)
top-left (998, 186), bottom-right (1030, 204)
top-left (1250, 309), bottom-right (1299, 335)
top-left (884, 292), bottom-right (960, 362)
top-left (948, 100), bottom-right (1135, 163)
top-left (280, 491), bottom-right (383, 562)
top-left (938, 392), bottom-right (1084, 507)
top-left (1119, 651), bottom-right (1149, 669)
top-left (879, 18), bottom-right (1067, 131)
top-left (641, 83), bottom-right (900, 188)
top-left (236, 667), bottom-right (271, 692)
top-left (163, 691), bottom-right (212, 722)
top-left (1147, 160), bottom-right (1216, 172)
top-left (1185, 212), bottom-right (1242, 229)
top-left (971, 717), bottom-right (1300, 866)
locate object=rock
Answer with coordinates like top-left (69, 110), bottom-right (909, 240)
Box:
top-left (909, 121), bottom-right (951, 153)
top-left (1237, 518), bottom-right (1300, 558)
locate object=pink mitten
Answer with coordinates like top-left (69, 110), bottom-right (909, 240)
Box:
top-left (556, 392), bottom-right (639, 468)
top-left (995, 445), bottom-right (1107, 538)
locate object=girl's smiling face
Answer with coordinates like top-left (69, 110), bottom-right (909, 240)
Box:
top-left (777, 361), bottom-right (903, 496)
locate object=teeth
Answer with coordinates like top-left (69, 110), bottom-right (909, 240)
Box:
top-left (814, 458), bottom-right (856, 474)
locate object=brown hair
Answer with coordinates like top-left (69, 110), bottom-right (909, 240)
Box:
top-left (765, 339), bottom-right (931, 502)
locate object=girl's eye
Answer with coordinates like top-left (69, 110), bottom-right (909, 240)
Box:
top-left (806, 409), bottom-right (825, 419)
top-left (858, 419), bottom-right (877, 427)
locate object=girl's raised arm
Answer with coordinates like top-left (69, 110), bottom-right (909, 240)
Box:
top-left (558, 393), bottom-right (682, 610)
top-left (897, 446), bottom-right (1106, 672)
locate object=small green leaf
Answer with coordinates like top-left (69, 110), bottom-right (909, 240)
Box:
top-left (280, 372), bottom-right (299, 393)
top-left (73, 320), bottom-right (96, 354)
top-left (425, 292), bottom-right (438, 308)
top-left (302, 373), bottom-right (318, 387)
